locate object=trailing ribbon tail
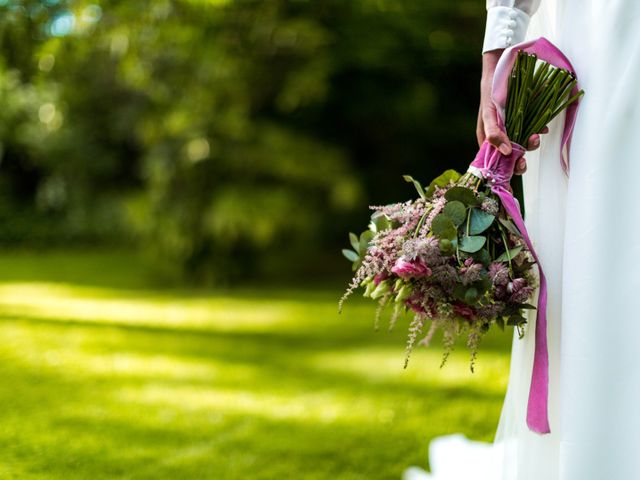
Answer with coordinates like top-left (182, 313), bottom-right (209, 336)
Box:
top-left (469, 140), bottom-right (550, 434)
top-left (468, 36), bottom-right (581, 435)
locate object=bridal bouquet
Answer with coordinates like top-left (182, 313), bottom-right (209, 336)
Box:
top-left (340, 45), bottom-right (583, 376)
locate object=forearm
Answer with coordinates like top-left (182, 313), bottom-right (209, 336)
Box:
top-left (482, 0), bottom-right (542, 53)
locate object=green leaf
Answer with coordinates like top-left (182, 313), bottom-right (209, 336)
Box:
top-left (472, 248), bottom-right (491, 266)
top-left (438, 238), bottom-right (454, 254)
top-left (498, 217), bottom-right (522, 237)
top-left (370, 211), bottom-right (391, 233)
top-left (403, 175), bottom-right (426, 199)
top-left (464, 287), bottom-right (478, 302)
top-left (358, 230), bottom-right (373, 256)
top-left (425, 169), bottom-right (461, 197)
top-left (495, 316), bottom-right (505, 331)
top-left (444, 186), bottom-right (480, 206)
top-left (349, 232), bottom-right (359, 252)
top-left (431, 214), bottom-right (457, 240)
top-left (469, 208), bottom-right (495, 235)
top-left (459, 235), bottom-right (486, 253)
top-left (518, 303), bottom-right (537, 310)
top-left (495, 245), bottom-right (524, 262)
top-left (443, 201), bottom-right (466, 226)
top-left (342, 249), bottom-right (359, 262)
top-left (453, 285), bottom-right (467, 301)
top-left (474, 276), bottom-right (492, 294)
top-left (507, 314), bottom-right (527, 327)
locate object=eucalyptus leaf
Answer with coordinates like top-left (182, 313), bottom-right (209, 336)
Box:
top-left (439, 238), bottom-right (454, 254)
top-left (460, 235), bottom-right (486, 253)
top-left (403, 175), bottom-right (426, 199)
top-left (425, 169), bottom-right (461, 198)
top-left (342, 249), bottom-right (359, 262)
top-left (349, 232), bottom-right (359, 252)
top-left (444, 186), bottom-right (480, 206)
top-left (464, 287), bottom-right (478, 302)
top-left (443, 201), bottom-right (466, 226)
top-left (359, 230), bottom-right (373, 256)
top-left (496, 245), bottom-right (524, 262)
top-left (431, 214), bottom-right (457, 240)
top-left (472, 248), bottom-right (491, 266)
top-left (469, 208), bottom-right (495, 235)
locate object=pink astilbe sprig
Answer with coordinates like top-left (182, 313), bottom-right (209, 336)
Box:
top-left (339, 199), bottom-right (430, 312)
top-left (419, 196), bottom-right (446, 236)
top-left (340, 171), bottom-right (539, 370)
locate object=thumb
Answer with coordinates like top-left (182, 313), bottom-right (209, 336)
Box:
top-left (483, 105), bottom-right (511, 155)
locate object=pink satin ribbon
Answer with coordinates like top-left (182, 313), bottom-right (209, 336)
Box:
top-left (470, 37), bottom-right (581, 434)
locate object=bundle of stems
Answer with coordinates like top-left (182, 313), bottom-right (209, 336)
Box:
top-left (505, 51), bottom-right (583, 215)
top-left (505, 50), bottom-right (583, 145)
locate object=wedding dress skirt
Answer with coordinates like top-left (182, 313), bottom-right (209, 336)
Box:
top-left (404, 0), bottom-right (640, 478)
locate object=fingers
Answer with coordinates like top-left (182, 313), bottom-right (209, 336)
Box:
top-left (483, 117), bottom-right (511, 155)
top-left (514, 156), bottom-right (527, 175)
top-left (476, 105), bottom-right (485, 148)
top-left (527, 134), bottom-right (540, 151)
top-left (526, 126), bottom-right (551, 150)
top-left (482, 105), bottom-right (511, 155)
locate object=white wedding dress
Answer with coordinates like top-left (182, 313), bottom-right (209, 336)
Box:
top-left (404, 0), bottom-right (640, 479)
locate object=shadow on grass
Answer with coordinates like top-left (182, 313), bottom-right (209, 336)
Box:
top-left (0, 348), bottom-right (500, 480)
top-left (0, 250), bottom-right (510, 479)
top-left (0, 312), bottom-right (506, 479)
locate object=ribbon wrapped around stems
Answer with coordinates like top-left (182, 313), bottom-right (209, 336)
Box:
top-left (469, 37), bottom-right (582, 435)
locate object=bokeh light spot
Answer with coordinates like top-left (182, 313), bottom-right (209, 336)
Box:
top-left (39, 103), bottom-right (56, 124)
top-left (49, 12), bottom-right (75, 37)
top-left (38, 54), bottom-right (55, 72)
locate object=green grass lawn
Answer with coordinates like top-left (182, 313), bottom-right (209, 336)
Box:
top-left (0, 250), bottom-right (512, 479)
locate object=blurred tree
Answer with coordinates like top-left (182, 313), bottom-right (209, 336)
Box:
top-left (0, 0), bottom-right (485, 282)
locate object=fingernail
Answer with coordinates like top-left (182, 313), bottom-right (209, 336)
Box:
top-left (499, 143), bottom-right (511, 155)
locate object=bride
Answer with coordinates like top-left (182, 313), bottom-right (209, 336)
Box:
top-left (405, 0), bottom-right (640, 478)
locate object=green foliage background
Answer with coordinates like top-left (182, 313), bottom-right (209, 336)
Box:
top-left (0, 0), bottom-right (486, 282)
top-left (0, 5), bottom-right (512, 477)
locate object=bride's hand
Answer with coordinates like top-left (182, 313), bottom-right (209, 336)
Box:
top-left (476, 49), bottom-right (548, 175)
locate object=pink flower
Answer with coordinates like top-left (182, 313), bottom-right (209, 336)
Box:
top-left (405, 294), bottom-right (426, 314)
top-left (507, 278), bottom-right (534, 303)
top-left (460, 262), bottom-right (483, 286)
top-left (507, 278), bottom-right (527, 294)
top-left (452, 302), bottom-right (476, 321)
top-left (373, 273), bottom-right (388, 286)
top-left (391, 256), bottom-right (432, 279)
top-left (488, 262), bottom-right (509, 286)
top-left (510, 286), bottom-right (534, 304)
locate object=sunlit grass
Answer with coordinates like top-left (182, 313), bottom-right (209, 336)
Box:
top-left (0, 250), bottom-right (512, 479)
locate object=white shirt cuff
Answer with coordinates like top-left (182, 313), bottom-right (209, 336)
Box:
top-left (482, 6), bottom-right (531, 53)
